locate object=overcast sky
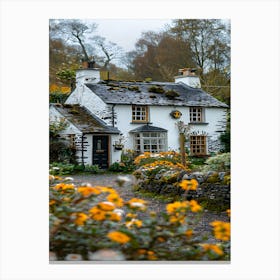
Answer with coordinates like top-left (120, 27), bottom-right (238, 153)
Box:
top-left (88, 19), bottom-right (172, 52)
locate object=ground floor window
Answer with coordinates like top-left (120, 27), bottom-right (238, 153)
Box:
top-left (134, 132), bottom-right (167, 153)
top-left (190, 135), bottom-right (207, 156)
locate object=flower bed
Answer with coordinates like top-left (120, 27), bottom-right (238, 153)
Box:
top-left (49, 174), bottom-right (230, 261)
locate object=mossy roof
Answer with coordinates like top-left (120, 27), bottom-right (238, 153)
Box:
top-left (51, 104), bottom-right (120, 134)
top-left (85, 81), bottom-right (228, 108)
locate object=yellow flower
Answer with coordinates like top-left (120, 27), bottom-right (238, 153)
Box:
top-left (54, 183), bottom-right (74, 192)
top-left (126, 213), bottom-right (137, 219)
top-left (125, 219), bottom-right (142, 228)
top-left (107, 231), bottom-right (130, 244)
top-left (107, 193), bottom-right (123, 207)
top-left (166, 201), bottom-right (187, 214)
top-left (126, 198), bottom-right (147, 210)
top-left (185, 229), bottom-right (193, 238)
top-left (109, 212), bottom-right (122, 222)
top-left (189, 200), bottom-right (202, 212)
top-left (201, 244), bottom-right (224, 256)
top-left (89, 206), bottom-right (106, 221)
top-left (147, 251), bottom-right (157, 260)
top-left (77, 186), bottom-right (101, 197)
top-left (98, 201), bottom-right (116, 211)
top-left (210, 221), bottom-right (230, 241)
top-left (179, 179), bottom-right (198, 191)
top-left (169, 214), bottom-right (185, 224)
top-left (49, 200), bottom-right (56, 206)
top-left (73, 212), bottom-right (88, 226)
top-left (137, 249), bottom-right (147, 255)
top-left (226, 209), bottom-right (231, 217)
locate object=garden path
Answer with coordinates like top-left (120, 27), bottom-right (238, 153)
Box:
top-left (69, 174), bottom-right (229, 243)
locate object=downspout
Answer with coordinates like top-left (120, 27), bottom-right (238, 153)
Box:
top-left (112, 104), bottom-right (116, 127)
top-left (81, 133), bottom-right (84, 166)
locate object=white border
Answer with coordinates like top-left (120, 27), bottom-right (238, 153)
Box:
top-left (1, 1), bottom-right (279, 280)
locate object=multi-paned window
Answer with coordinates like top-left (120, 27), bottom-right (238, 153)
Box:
top-left (134, 132), bottom-right (167, 153)
top-left (132, 105), bottom-right (149, 123)
top-left (190, 135), bottom-right (207, 156)
top-left (189, 107), bottom-right (204, 122)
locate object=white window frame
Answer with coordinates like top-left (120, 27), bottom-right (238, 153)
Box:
top-left (134, 132), bottom-right (167, 153)
top-left (132, 105), bottom-right (149, 123)
top-left (189, 107), bottom-right (204, 123)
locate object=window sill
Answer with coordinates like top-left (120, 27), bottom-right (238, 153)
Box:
top-left (130, 121), bottom-right (152, 124)
top-left (189, 122), bottom-right (209, 125)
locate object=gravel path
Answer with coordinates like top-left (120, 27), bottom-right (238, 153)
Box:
top-left (69, 173), bottom-right (229, 243)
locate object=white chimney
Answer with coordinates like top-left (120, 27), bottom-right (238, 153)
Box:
top-left (174, 68), bottom-right (201, 88)
top-left (76, 68), bottom-right (100, 84)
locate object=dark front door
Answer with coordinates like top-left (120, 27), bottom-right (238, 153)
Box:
top-left (92, 135), bottom-right (109, 169)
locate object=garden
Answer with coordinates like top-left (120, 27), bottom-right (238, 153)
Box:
top-left (49, 150), bottom-right (231, 261)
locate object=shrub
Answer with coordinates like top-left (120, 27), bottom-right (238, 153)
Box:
top-left (202, 153), bottom-right (230, 172)
top-left (49, 176), bottom-right (230, 261)
top-left (109, 150), bottom-right (137, 173)
top-left (49, 163), bottom-right (100, 175)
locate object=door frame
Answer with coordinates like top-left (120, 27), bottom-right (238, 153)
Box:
top-left (92, 134), bottom-right (111, 168)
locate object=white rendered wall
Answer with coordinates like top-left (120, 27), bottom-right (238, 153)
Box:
top-left (76, 69), bottom-right (100, 84)
top-left (113, 105), bottom-right (227, 154)
top-left (65, 86), bottom-right (113, 125)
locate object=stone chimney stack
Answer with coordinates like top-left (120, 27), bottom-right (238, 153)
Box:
top-left (76, 59), bottom-right (100, 84)
top-left (174, 68), bottom-right (201, 88)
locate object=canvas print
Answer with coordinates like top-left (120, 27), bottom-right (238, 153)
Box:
top-left (49, 19), bottom-right (231, 262)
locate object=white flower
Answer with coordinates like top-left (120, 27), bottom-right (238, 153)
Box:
top-left (49, 175), bottom-right (55, 180)
top-left (65, 254), bottom-right (83, 261)
top-left (115, 175), bottom-right (131, 186)
top-left (64, 177), bottom-right (73, 181)
top-left (52, 167), bottom-right (60, 170)
top-left (130, 202), bottom-right (146, 210)
top-left (80, 182), bottom-right (92, 187)
top-left (113, 208), bottom-right (125, 217)
top-left (88, 249), bottom-right (125, 261)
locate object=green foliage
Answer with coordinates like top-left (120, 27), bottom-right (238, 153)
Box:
top-left (202, 153), bottom-right (230, 172)
top-left (165, 90), bottom-right (179, 99)
top-left (148, 85), bottom-right (165, 94)
top-left (220, 131), bottom-right (230, 152)
top-left (49, 177), bottom-right (230, 261)
top-left (49, 118), bottom-right (69, 138)
top-left (49, 163), bottom-right (100, 175)
top-left (108, 150), bottom-right (137, 173)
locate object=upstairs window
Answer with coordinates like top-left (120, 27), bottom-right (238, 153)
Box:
top-left (189, 107), bottom-right (204, 123)
top-left (190, 135), bottom-right (207, 156)
top-left (132, 105), bottom-right (149, 123)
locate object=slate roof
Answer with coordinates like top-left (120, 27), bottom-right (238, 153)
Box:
top-left (85, 81), bottom-right (228, 108)
top-left (51, 104), bottom-right (120, 134)
top-left (129, 125), bottom-right (168, 133)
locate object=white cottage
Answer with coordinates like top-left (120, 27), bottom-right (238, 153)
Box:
top-left (50, 66), bottom-right (228, 168)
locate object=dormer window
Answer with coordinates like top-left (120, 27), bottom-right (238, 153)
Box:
top-left (189, 107), bottom-right (204, 123)
top-left (132, 105), bottom-right (149, 123)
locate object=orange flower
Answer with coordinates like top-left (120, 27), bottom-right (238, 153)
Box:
top-left (107, 231), bottom-right (130, 244)
top-left (77, 186), bottom-right (101, 197)
top-left (73, 212), bottom-right (88, 226)
top-left (98, 201), bottom-right (116, 211)
top-left (125, 219), bottom-right (142, 228)
top-left (185, 229), bottom-right (193, 238)
top-left (166, 201), bottom-right (188, 214)
top-left (189, 200), bottom-right (202, 212)
top-left (109, 212), bottom-right (122, 222)
top-left (107, 193), bottom-right (123, 207)
top-left (201, 244), bottom-right (224, 256)
top-left (54, 183), bottom-right (74, 192)
top-left (210, 221), bottom-right (230, 241)
top-left (179, 179), bottom-right (198, 191)
top-left (89, 206), bottom-right (106, 221)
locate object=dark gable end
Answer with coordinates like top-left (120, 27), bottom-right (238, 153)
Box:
top-left (85, 82), bottom-right (228, 108)
top-left (51, 104), bottom-right (120, 134)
